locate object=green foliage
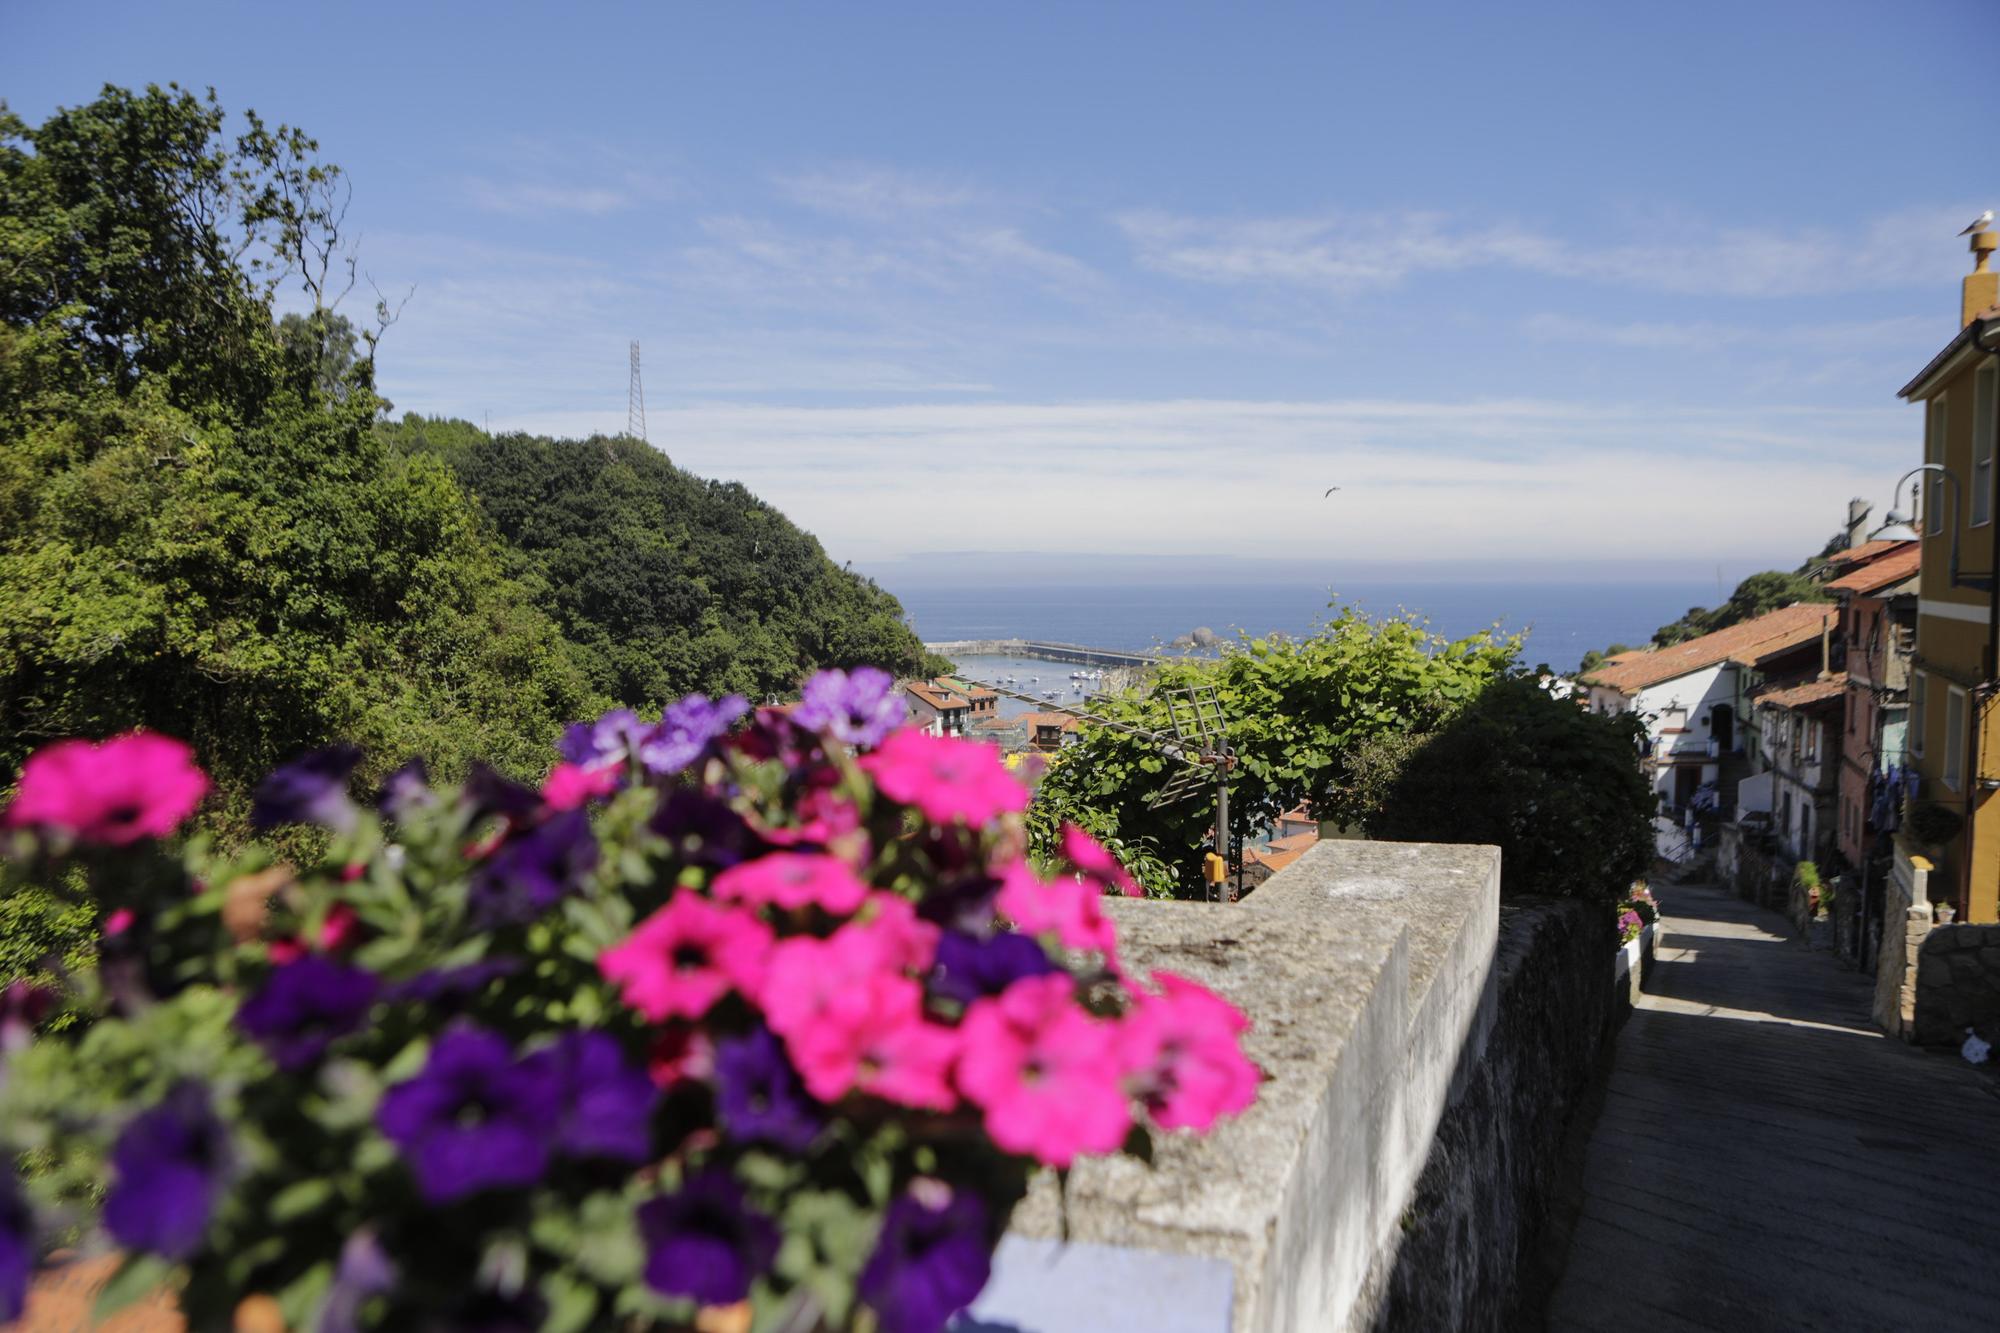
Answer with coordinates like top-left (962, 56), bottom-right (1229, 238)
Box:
top-left (1792, 860), bottom-right (1822, 891)
top-left (1363, 677), bottom-right (1655, 899)
top-left (1577, 642), bottom-right (1637, 674)
top-left (1649, 570), bottom-right (1830, 648)
top-left (381, 417), bottom-right (937, 707)
top-left (1032, 608), bottom-right (1521, 896)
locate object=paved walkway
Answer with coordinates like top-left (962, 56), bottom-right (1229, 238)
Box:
top-left (1547, 882), bottom-right (2000, 1332)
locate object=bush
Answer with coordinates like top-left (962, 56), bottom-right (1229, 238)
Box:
top-left (0, 683), bottom-right (1258, 1332)
top-left (1362, 677), bottom-right (1656, 900)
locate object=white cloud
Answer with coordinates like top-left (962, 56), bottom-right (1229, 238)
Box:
top-left (1120, 206), bottom-right (1973, 298)
top-left (774, 165), bottom-right (989, 221)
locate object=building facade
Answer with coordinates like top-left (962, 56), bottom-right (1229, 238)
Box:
top-left (1896, 227), bottom-right (2000, 922)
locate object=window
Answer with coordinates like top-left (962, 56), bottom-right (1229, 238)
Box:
top-left (1912, 671), bottom-right (1927, 757)
top-left (1928, 397), bottom-right (1949, 535)
top-left (1977, 362), bottom-right (1998, 528)
top-left (1946, 685), bottom-right (1967, 791)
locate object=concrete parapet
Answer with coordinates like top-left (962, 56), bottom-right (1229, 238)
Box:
top-left (1004, 840), bottom-right (1502, 1333)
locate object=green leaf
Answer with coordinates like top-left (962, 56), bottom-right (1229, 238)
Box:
top-left (93, 1254), bottom-right (178, 1323)
top-left (269, 1176), bottom-right (334, 1222)
top-left (540, 1272), bottom-right (600, 1333)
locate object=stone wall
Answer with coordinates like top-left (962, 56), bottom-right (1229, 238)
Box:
top-left (992, 840), bottom-right (1617, 1333)
top-left (1911, 924), bottom-right (2000, 1045)
top-left (1872, 849), bottom-right (1934, 1039)
top-left (1367, 899), bottom-right (1616, 1333)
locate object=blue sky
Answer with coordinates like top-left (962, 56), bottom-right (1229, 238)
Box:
top-left (6, 1), bottom-right (1992, 579)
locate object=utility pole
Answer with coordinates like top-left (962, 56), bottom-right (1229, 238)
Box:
top-left (628, 340), bottom-right (647, 442)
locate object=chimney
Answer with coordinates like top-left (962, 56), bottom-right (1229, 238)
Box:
top-left (1965, 225), bottom-right (1998, 328)
top-left (1846, 497), bottom-right (1872, 548)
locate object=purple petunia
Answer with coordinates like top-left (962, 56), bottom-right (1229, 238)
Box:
top-left (557, 708), bottom-right (647, 770)
top-left (637, 1170), bottom-right (780, 1307)
top-left (376, 1028), bottom-right (559, 1202)
top-left (235, 955), bottom-right (381, 1070)
top-left (0, 1172), bottom-right (31, 1324)
top-left (636, 694), bottom-right (749, 777)
top-left (927, 931), bottom-right (1058, 1007)
top-left (713, 1025), bottom-right (822, 1151)
top-left (319, 1229), bottom-right (396, 1333)
top-left (467, 808), bottom-right (599, 928)
top-left (102, 1081), bottom-right (231, 1261)
top-left (524, 1031), bottom-right (658, 1164)
top-left (651, 788), bottom-right (761, 871)
top-left (858, 1189), bottom-right (992, 1333)
top-left (376, 759), bottom-right (435, 818)
top-left (386, 958), bottom-right (521, 1006)
top-left (793, 668), bottom-right (906, 748)
top-left (252, 744), bottom-right (363, 832)
top-left (460, 764), bottom-right (541, 824)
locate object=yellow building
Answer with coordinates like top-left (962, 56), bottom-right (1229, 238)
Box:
top-left (1897, 222), bottom-right (2000, 920)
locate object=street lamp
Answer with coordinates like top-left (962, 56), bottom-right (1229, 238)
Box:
top-left (1885, 463), bottom-right (1990, 592)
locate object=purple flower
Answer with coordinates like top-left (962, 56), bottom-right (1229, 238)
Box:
top-left (928, 931), bottom-right (1057, 1006)
top-left (859, 1189), bottom-right (992, 1333)
top-left (103, 1081), bottom-right (231, 1261)
top-left (319, 1229), bottom-right (396, 1333)
top-left (252, 744), bottom-right (362, 832)
top-left (386, 958), bottom-right (521, 1005)
top-left (0, 1172), bottom-right (31, 1324)
top-left (558, 708), bottom-right (647, 769)
top-left (235, 956), bottom-right (380, 1070)
top-left (377, 1028), bottom-right (558, 1202)
top-left (714, 1025), bottom-right (822, 1151)
top-left (637, 1170), bottom-right (779, 1307)
top-left (651, 788), bottom-right (761, 871)
top-left (376, 759), bottom-right (435, 818)
top-left (916, 871), bottom-right (1004, 934)
top-left (461, 764), bottom-right (540, 824)
top-left (524, 1031), bottom-right (658, 1164)
top-left (794, 668), bottom-right (906, 748)
top-left (637, 694), bottom-right (749, 776)
top-left (468, 809), bottom-right (598, 928)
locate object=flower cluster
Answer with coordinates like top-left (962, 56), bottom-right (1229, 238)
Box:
top-left (1618, 885), bottom-right (1657, 944)
top-left (0, 674), bottom-right (1259, 1332)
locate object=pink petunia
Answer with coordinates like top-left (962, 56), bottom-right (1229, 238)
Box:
top-left (1117, 971), bottom-right (1260, 1132)
top-left (861, 729), bottom-right (1028, 828)
top-left (541, 762), bottom-right (619, 811)
top-left (646, 1024), bottom-right (717, 1089)
top-left (955, 973), bottom-right (1131, 1166)
top-left (713, 852), bottom-right (870, 916)
top-left (749, 787), bottom-right (866, 853)
top-left (995, 862), bottom-right (1118, 958)
top-left (600, 893), bottom-right (774, 1022)
top-left (783, 972), bottom-right (958, 1110)
top-left (1062, 825), bottom-right (1142, 897)
top-left (842, 893), bottom-right (941, 974)
top-left (3, 732), bottom-right (209, 846)
top-left (317, 903), bottom-right (363, 952)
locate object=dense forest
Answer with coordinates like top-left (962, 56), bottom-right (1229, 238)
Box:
top-left (0, 84), bottom-right (934, 825)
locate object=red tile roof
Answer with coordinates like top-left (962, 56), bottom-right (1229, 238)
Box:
top-left (1752, 673), bottom-right (1848, 711)
top-left (1582, 603), bottom-right (1834, 694)
top-left (905, 682), bottom-right (968, 712)
top-left (1825, 543), bottom-right (1921, 594)
top-left (1819, 539), bottom-right (1900, 569)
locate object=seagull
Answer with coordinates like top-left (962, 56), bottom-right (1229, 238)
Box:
top-left (1960, 211), bottom-right (1994, 236)
top-left (1324, 486), bottom-right (1341, 497)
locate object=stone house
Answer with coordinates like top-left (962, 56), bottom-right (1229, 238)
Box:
top-left (1750, 674), bottom-right (1846, 865)
top-left (904, 680), bottom-right (972, 737)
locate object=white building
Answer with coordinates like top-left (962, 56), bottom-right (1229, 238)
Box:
top-left (1581, 604), bottom-right (1834, 836)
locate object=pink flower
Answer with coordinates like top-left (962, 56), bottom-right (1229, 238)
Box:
top-left (318, 903), bottom-right (362, 952)
top-left (541, 762), bottom-right (618, 811)
top-left (861, 729), bottom-right (1027, 828)
top-left (1118, 972), bottom-right (1259, 1132)
top-left (103, 908), bottom-right (136, 937)
top-left (995, 862), bottom-right (1118, 957)
top-left (760, 929), bottom-right (886, 1036)
top-left (268, 937), bottom-right (307, 966)
top-left (600, 894), bottom-right (774, 1022)
top-left (3, 732), bottom-right (208, 845)
top-left (784, 972), bottom-right (958, 1110)
top-left (750, 787), bottom-right (864, 851)
top-left (843, 893), bottom-right (940, 974)
top-left (713, 852), bottom-right (870, 916)
top-left (1062, 825), bottom-right (1142, 897)
top-left (955, 973), bottom-right (1131, 1166)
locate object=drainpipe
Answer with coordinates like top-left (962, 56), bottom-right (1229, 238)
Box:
top-left (1976, 322), bottom-right (2000, 920)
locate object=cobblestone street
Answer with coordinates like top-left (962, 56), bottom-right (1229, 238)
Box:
top-left (1548, 882), bottom-right (2000, 1332)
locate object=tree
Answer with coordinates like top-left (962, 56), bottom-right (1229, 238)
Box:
top-left (1650, 570), bottom-right (1828, 647)
top-left (1360, 677), bottom-right (1655, 899)
top-left (1031, 608), bottom-right (1522, 896)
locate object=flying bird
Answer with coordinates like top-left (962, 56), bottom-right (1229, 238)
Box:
top-left (1960, 211), bottom-right (1994, 236)
top-left (1324, 486), bottom-right (1341, 497)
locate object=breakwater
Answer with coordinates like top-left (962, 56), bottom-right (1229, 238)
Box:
top-left (924, 638), bottom-right (1164, 668)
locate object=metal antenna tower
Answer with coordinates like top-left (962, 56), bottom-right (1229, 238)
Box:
top-left (627, 340), bottom-right (647, 442)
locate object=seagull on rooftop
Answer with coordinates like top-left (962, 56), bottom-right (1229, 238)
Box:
top-left (1960, 211), bottom-right (1994, 236)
